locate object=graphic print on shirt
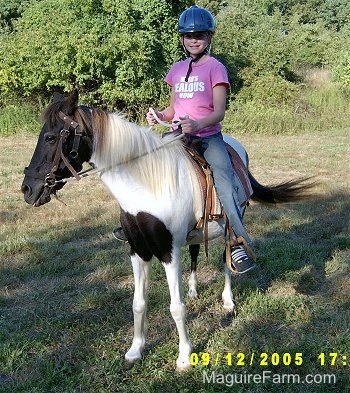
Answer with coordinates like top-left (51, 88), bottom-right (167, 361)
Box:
top-left (175, 76), bottom-right (205, 99)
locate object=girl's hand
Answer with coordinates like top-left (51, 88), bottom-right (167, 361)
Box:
top-left (179, 116), bottom-right (199, 134)
top-left (146, 110), bottom-right (163, 126)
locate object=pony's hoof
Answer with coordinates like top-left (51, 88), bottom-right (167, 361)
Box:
top-left (124, 354), bottom-right (142, 370)
top-left (223, 302), bottom-right (235, 311)
top-left (124, 356), bottom-right (142, 370)
top-left (125, 347), bottom-right (143, 367)
top-left (223, 304), bottom-right (237, 317)
top-left (223, 304), bottom-right (234, 312)
top-left (188, 288), bottom-right (198, 298)
top-left (176, 363), bottom-right (193, 372)
top-left (125, 360), bottom-right (136, 370)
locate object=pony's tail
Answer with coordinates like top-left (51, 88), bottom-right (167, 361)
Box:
top-left (249, 171), bottom-right (317, 204)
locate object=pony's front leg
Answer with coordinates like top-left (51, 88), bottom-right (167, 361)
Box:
top-left (163, 248), bottom-right (192, 371)
top-left (125, 254), bottom-right (151, 365)
top-left (222, 266), bottom-right (235, 313)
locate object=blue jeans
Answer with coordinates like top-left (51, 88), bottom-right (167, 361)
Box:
top-left (196, 132), bottom-right (251, 244)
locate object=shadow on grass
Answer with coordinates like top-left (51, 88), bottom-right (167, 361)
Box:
top-left (1, 191), bottom-right (349, 392)
top-left (251, 190), bottom-right (350, 290)
top-left (199, 191), bottom-right (350, 392)
top-left (0, 208), bottom-right (135, 391)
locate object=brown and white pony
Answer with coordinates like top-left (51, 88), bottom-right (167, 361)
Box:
top-left (22, 90), bottom-right (313, 370)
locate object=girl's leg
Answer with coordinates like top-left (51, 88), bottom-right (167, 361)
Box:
top-left (201, 133), bottom-right (251, 244)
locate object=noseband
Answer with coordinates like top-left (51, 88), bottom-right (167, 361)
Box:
top-left (24, 111), bottom-right (84, 188)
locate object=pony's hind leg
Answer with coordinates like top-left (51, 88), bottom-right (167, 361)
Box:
top-left (222, 265), bottom-right (235, 313)
top-left (163, 247), bottom-right (192, 371)
top-left (125, 254), bottom-right (151, 365)
top-left (188, 244), bottom-right (200, 298)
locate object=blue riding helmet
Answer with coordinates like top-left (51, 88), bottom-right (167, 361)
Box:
top-left (178, 5), bottom-right (215, 34)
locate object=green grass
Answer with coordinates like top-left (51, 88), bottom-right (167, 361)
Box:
top-left (224, 82), bottom-right (350, 135)
top-left (0, 128), bottom-right (349, 392)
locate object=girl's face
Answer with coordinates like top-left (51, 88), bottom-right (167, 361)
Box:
top-left (182, 32), bottom-right (211, 57)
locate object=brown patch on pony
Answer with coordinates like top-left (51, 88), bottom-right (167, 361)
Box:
top-left (121, 210), bottom-right (173, 263)
top-left (90, 108), bottom-right (109, 157)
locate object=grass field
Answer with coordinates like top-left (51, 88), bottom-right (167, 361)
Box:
top-left (0, 128), bottom-right (349, 392)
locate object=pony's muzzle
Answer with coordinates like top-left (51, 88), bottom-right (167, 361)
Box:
top-left (21, 183), bottom-right (32, 198)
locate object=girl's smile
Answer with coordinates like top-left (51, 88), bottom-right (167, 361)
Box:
top-left (182, 32), bottom-right (211, 58)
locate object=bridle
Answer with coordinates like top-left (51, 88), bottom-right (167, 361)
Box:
top-left (24, 111), bottom-right (85, 189)
top-left (24, 107), bottom-right (184, 190)
top-left (46, 111), bottom-right (84, 186)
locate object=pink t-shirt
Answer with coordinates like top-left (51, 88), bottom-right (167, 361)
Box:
top-left (164, 56), bottom-right (230, 137)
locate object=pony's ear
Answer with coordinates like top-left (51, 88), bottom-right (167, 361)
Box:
top-left (64, 89), bottom-right (79, 115)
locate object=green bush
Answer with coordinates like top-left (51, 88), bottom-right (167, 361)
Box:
top-left (0, 0), bottom-right (32, 31)
top-left (214, 3), bottom-right (299, 108)
top-left (1, 0), bottom-right (350, 130)
top-left (0, 0), bottom-right (190, 117)
top-left (319, 0), bottom-right (350, 30)
top-left (235, 74), bottom-right (299, 107)
top-left (328, 25), bottom-right (350, 86)
top-left (0, 100), bottom-right (42, 135)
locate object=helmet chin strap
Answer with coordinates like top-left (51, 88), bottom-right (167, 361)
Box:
top-left (184, 52), bottom-right (206, 82)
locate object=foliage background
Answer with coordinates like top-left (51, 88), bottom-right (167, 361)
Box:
top-left (0, 0), bottom-right (350, 129)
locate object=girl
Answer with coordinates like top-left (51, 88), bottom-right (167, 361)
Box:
top-left (116, 5), bottom-right (256, 274)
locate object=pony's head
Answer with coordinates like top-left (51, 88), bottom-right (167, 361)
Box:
top-left (21, 90), bottom-right (93, 206)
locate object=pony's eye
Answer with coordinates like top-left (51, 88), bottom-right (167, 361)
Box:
top-left (45, 135), bottom-right (57, 144)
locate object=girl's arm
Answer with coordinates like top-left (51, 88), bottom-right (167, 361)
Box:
top-left (180, 84), bottom-right (227, 134)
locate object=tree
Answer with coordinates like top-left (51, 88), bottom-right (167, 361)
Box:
top-left (1, 0), bottom-right (349, 117)
top-left (0, 0), bottom-right (190, 116)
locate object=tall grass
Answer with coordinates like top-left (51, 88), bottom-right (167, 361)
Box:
top-left (224, 78), bottom-right (350, 135)
top-left (0, 99), bottom-right (43, 136)
top-left (1, 73), bottom-right (350, 138)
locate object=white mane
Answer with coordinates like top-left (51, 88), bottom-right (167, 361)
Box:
top-left (91, 111), bottom-right (195, 196)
